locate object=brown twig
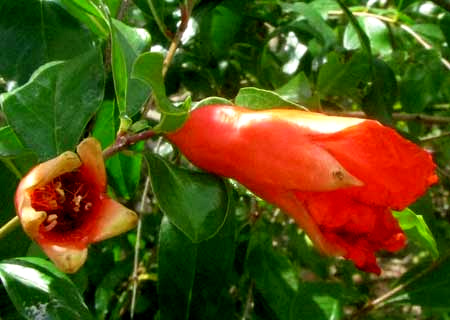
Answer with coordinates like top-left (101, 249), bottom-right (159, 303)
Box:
top-left (161, 1), bottom-right (194, 77)
top-left (102, 130), bottom-right (156, 160)
top-left (350, 252), bottom-right (450, 319)
top-left (325, 111), bottom-right (450, 124)
top-left (142, 1), bottom-right (194, 115)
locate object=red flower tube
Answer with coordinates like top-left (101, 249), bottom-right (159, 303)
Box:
top-left (14, 138), bottom-right (138, 273)
top-left (167, 105), bottom-right (437, 274)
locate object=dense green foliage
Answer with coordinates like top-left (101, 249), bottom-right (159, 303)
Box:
top-left (0, 0), bottom-right (449, 319)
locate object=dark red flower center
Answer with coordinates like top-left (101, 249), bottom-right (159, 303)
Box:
top-left (30, 171), bottom-right (96, 233)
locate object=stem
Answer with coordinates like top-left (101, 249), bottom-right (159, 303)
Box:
top-left (0, 216), bottom-right (20, 240)
top-left (102, 130), bottom-right (156, 160)
top-left (130, 175), bottom-right (152, 319)
top-left (117, 0), bottom-right (130, 20)
top-left (161, 1), bottom-right (194, 77)
top-left (241, 281), bottom-right (254, 320)
top-left (325, 111), bottom-right (450, 124)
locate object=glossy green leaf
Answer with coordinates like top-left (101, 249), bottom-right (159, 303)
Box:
top-left (336, 0), bottom-right (372, 57)
top-left (158, 211), bottom-right (235, 320)
top-left (291, 283), bottom-right (345, 320)
top-left (0, 257), bottom-right (94, 320)
top-left (344, 17), bottom-right (391, 56)
top-left (317, 52), bottom-right (370, 100)
top-left (195, 97), bottom-right (233, 108)
top-left (276, 72), bottom-right (313, 106)
top-left (246, 222), bottom-right (299, 320)
top-left (387, 254), bottom-right (450, 308)
top-left (0, 126), bottom-right (34, 159)
top-left (0, 0), bottom-right (96, 85)
top-left (400, 50), bottom-right (444, 113)
top-left (2, 48), bottom-right (104, 161)
top-left (132, 52), bottom-right (189, 132)
top-left (361, 58), bottom-right (396, 124)
top-left (0, 162), bottom-right (30, 260)
top-left (146, 152), bottom-right (231, 242)
top-left (281, 2), bottom-right (336, 49)
top-left (235, 87), bottom-right (306, 110)
top-left (412, 24), bottom-right (445, 46)
top-left (198, 0), bottom-right (244, 60)
top-left (110, 19), bottom-right (151, 116)
top-left (393, 208), bottom-right (439, 259)
top-left (92, 101), bottom-right (143, 200)
top-left (56, 0), bottom-right (110, 38)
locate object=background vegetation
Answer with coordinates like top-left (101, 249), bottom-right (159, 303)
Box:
top-left (0, 0), bottom-right (449, 319)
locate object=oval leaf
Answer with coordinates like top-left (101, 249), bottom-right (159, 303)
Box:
top-left (2, 48), bottom-right (104, 161)
top-left (234, 87), bottom-right (306, 110)
top-left (0, 257), bottom-right (93, 320)
top-left (393, 208), bottom-right (439, 259)
top-left (145, 152), bottom-right (230, 242)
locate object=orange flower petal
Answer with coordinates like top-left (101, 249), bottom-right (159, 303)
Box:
top-left (88, 197), bottom-right (138, 243)
top-left (76, 137), bottom-right (106, 192)
top-left (39, 243), bottom-right (88, 273)
top-left (15, 151), bottom-right (81, 238)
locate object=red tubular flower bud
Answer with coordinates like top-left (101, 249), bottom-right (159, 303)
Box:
top-left (14, 138), bottom-right (138, 273)
top-left (167, 105), bottom-right (437, 274)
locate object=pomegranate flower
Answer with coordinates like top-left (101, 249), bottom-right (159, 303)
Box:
top-left (15, 138), bottom-right (138, 273)
top-left (167, 105), bottom-right (437, 274)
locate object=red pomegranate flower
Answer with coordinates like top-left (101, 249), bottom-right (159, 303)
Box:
top-left (14, 138), bottom-right (138, 273)
top-left (167, 105), bottom-right (437, 274)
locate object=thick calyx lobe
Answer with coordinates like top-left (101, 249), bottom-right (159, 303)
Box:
top-left (167, 105), bottom-right (362, 192)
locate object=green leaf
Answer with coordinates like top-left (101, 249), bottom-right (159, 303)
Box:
top-left (145, 152), bottom-right (231, 242)
top-left (132, 52), bottom-right (189, 132)
top-left (110, 19), bottom-right (151, 116)
top-left (336, 0), bottom-right (372, 57)
top-left (291, 283), bottom-right (345, 320)
top-left (361, 58), bottom-right (396, 124)
top-left (0, 162), bottom-right (30, 260)
top-left (281, 2), bottom-right (336, 49)
top-left (0, 257), bottom-right (94, 320)
top-left (195, 96), bottom-right (233, 108)
top-left (412, 24), bottom-right (445, 46)
top-left (387, 254), bottom-right (450, 308)
top-left (317, 52), bottom-right (370, 100)
top-left (275, 72), bottom-right (313, 106)
top-left (235, 87), bottom-right (306, 110)
top-left (94, 261), bottom-right (132, 320)
top-left (393, 208), bottom-right (439, 259)
top-left (56, 0), bottom-right (110, 38)
top-left (92, 101), bottom-right (143, 200)
top-left (198, 0), bottom-right (244, 61)
top-left (246, 222), bottom-right (299, 320)
top-left (0, 126), bottom-right (34, 159)
top-left (344, 17), bottom-right (391, 56)
top-left (158, 210), bottom-right (235, 319)
top-left (399, 50), bottom-right (445, 113)
top-left (2, 48), bottom-right (104, 161)
top-left (0, 0), bottom-right (96, 85)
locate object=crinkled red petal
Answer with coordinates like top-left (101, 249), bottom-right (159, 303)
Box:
top-left (314, 121), bottom-right (437, 210)
top-left (296, 190), bottom-right (406, 274)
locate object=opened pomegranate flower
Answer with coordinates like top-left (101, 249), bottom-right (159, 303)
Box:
top-left (14, 138), bottom-right (137, 273)
top-left (167, 105), bottom-right (437, 274)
